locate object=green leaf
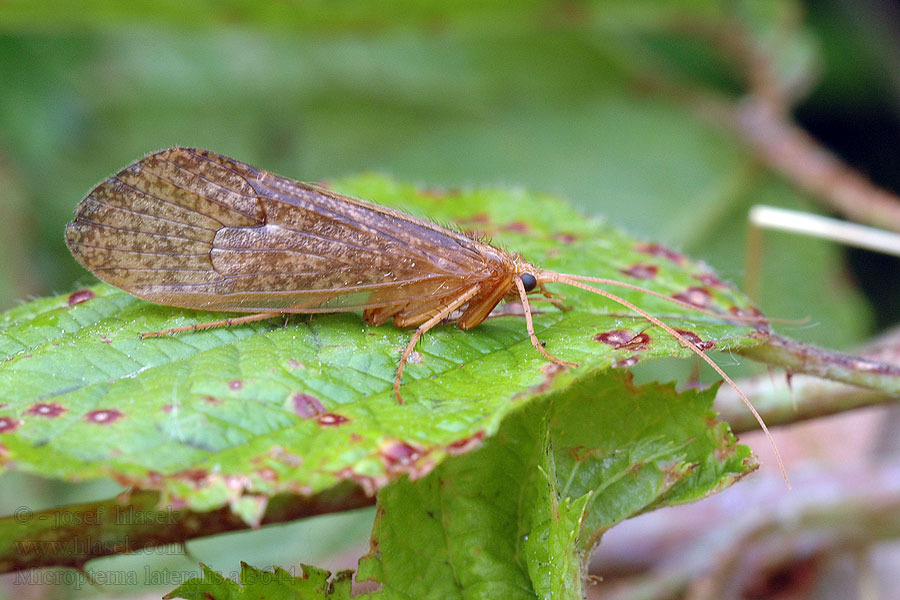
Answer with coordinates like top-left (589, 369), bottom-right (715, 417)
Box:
top-left (0, 174), bottom-right (763, 517)
top-left (164, 562), bottom-right (352, 600)
top-left (355, 371), bottom-right (752, 599)
top-left (160, 372), bottom-right (751, 599)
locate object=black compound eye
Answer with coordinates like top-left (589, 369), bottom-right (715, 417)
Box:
top-left (520, 273), bottom-right (537, 292)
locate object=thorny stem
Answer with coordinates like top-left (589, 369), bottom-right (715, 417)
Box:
top-left (0, 486), bottom-right (372, 574)
top-left (720, 333), bottom-right (900, 432)
top-left (737, 334), bottom-right (900, 392)
top-left (717, 373), bottom-right (896, 435)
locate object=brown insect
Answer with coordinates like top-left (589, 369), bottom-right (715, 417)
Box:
top-left (65, 147), bottom-right (785, 479)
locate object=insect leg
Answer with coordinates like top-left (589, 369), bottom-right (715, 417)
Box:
top-left (514, 277), bottom-right (577, 367)
top-left (140, 312), bottom-right (281, 338)
top-left (394, 286), bottom-right (481, 403)
top-left (536, 282), bottom-right (570, 311)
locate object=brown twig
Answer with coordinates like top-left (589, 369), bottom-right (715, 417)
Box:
top-left (644, 15), bottom-right (900, 232)
top-left (733, 97), bottom-right (900, 232)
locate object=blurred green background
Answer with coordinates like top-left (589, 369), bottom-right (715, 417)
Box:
top-left (1, 0), bottom-right (899, 597)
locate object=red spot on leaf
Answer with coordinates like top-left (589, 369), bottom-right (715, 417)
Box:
top-left (613, 355), bottom-right (641, 368)
top-left (100, 335), bottom-right (112, 344)
top-left (419, 187), bottom-right (459, 199)
top-left (595, 330), bottom-right (650, 351)
top-left (621, 263), bottom-right (659, 279)
top-left (501, 221), bottom-right (530, 233)
top-left (268, 446), bottom-right (303, 467)
top-left (317, 413), bottom-right (349, 427)
top-left (635, 243), bottom-right (685, 264)
top-left (554, 233), bottom-right (578, 244)
top-left (380, 441), bottom-right (423, 467)
top-left (446, 431), bottom-right (485, 455)
top-left (203, 396), bottom-right (223, 405)
top-left (595, 330), bottom-right (633, 346)
top-left (673, 286), bottom-right (712, 309)
top-left (258, 467), bottom-right (278, 482)
top-left (27, 403), bottom-right (66, 418)
top-left (292, 393), bottom-right (326, 418)
top-left (513, 363), bottom-right (567, 401)
top-left (622, 333), bottom-right (650, 351)
top-left (67, 289), bottom-right (95, 306)
top-left (224, 475), bottom-right (249, 492)
top-left (540, 362), bottom-right (567, 387)
top-left (228, 380), bottom-right (243, 391)
top-left (0, 417), bottom-right (20, 433)
top-left (379, 441), bottom-right (436, 479)
top-left (729, 306), bottom-right (764, 319)
top-left (456, 213), bottom-right (491, 225)
top-left (85, 409), bottom-right (123, 425)
top-left (542, 362), bottom-right (566, 377)
top-left (161, 404), bottom-right (174, 413)
top-left (713, 443), bottom-right (737, 462)
top-left (674, 329), bottom-right (717, 351)
top-left (571, 446), bottom-right (593, 462)
top-left (176, 469), bottom-right (209, 485)
top-left (729, 306), bottom-right (770, 334)
top-left (693, 272), bottom-right (728, 288)
top-left (335, 467), bottom-right (382, 496)
top-left (287, 358), bottom-right (305, 369)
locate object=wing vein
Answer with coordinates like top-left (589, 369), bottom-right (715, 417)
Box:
top-left (146, 155), bottom-right (260, 221)
top-left (67, 240), bottom-right (208, 258)
top-left (73, 217), bottom-right (209, 244)
top-left (85, 195), bottom-right (219, 235)
top-left (112, 178), bottom-right (226, 227)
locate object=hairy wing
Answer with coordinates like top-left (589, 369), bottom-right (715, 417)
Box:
top-left (65, 147), bottom-right (500, 313)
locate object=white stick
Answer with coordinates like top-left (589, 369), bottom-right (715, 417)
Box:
top-left (749, 205), bottom-right (900, 256)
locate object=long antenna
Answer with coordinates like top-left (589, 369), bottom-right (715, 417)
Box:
top-left (555, 273), bottom-right (805, 325)
top-left (547, 273), bottom-right (789, 486)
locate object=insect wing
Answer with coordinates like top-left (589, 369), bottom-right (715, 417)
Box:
top-left (65, 148), bottom-right (495, 313)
